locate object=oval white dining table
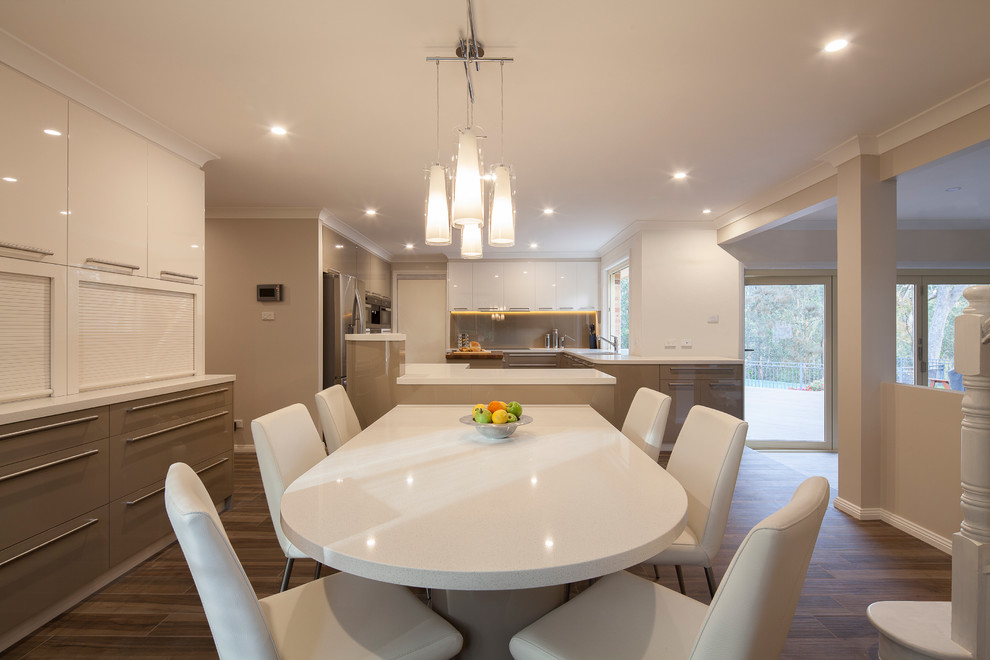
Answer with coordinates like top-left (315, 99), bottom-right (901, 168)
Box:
top-left (281, 404), bottom-right (687, 659)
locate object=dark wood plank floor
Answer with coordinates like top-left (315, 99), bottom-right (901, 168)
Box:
top-left (3, 448), bottom-right (951, 659)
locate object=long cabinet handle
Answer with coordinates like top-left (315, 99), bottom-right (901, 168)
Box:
top-left (668, 382), bottom-right (695, 387)
top-left (708, 382), bottom-right (739, 388)
top-left (85, 257), bottom-right (140, 271)
top-left (0, 449), bottom-right (100, 483)
top-left (0, 518), bottom-right (99, 570)
top-left (0, 414), bottom-right (101, 442)
top-left (160, 270), bottom-right (199, 281)
top-left (126, 388), bottom-right (230, 412)
top-left (0, 240), bottom-right (55, 256)
top-left (125, 456), bottom-right (230, 506)
top-left (669, 366), bottom-right (736, 372)
top-left (126, 411), bottom-right (229, 443)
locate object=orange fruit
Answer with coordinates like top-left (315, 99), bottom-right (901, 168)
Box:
top-left (488, 400), bottom-right (506, 414)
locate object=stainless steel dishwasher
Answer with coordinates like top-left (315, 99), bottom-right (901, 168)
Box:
top-left (501, 351), bottom-right (559, 368)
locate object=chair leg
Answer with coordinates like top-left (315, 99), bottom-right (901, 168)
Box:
top-left (280, 557), bottom-right (294, 593)
top-left (314, 562), bottom-right (322, 580)
top-left (652, 565), bottom-right (660, 581)
top-left (674, 565), bottom-right (686, 594)
top-left (704, 566), bottom-right (717, 597)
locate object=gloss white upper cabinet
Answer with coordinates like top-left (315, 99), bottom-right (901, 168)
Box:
top-left (502, 261), bottom-right (534, 310)
top-left (447, 261), bottom-right (473, 310)
top-left (148, 145), bottom-right (204, 284)
top-left (572, 261), bottom-right (599, 310)
top-left (67, 103), bottom-right (148, 275)
top-left (0, 64), bottom-right (68, 264)
top-left (533, 262), bottom-right (558, 310)
top-left (472, 262), bottom-right (503, 310)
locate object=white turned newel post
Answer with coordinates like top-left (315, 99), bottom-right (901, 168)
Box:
top-left (952, 285), bottom-right (990, 656)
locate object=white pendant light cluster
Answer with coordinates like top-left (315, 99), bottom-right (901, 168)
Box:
top-left (424, 0), bottom-right (514, 259)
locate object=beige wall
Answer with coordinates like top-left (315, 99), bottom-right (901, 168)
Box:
top-left (206, 215), bottom-right (321, 447)
top-left (638, 225), bottom-right (744, 357)
top-left (883, 384), bottom-right (963, 543)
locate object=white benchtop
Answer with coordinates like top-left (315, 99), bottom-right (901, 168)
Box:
top-left (345, 332), bottom-right (406, 341)
top-left (397, 363), bottom-right (616, 385)
top-left (0, 374), bottom-right (236, 425)
top-left (498, 348), bottom-right (743, 365)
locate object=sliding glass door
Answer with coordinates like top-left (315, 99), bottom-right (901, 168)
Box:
top-left (744, 276), bottom-right (834, 450)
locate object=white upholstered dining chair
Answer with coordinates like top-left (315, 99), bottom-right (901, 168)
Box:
top-left (647, 405), bottom-right (748, 596)
top-left (621, 388), bottom-right (672, 462)
top-left (510, 476), bottom-right (830, 660)
top-left (165, 462), bottom-right (463, 660)
top-left (314, 384), bottom-right (362, 453)
top-left (251, 403), bottom-right (327, 592)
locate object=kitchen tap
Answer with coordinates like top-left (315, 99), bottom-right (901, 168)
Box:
top-left (559, 334), bottom-right (576, 348)
top-left (597, 334), bottom-right (619, 352)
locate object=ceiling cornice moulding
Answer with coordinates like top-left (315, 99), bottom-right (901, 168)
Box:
top-left (318, 209), bottom-right (392, 262)
top-left (817, 136), bottom-right (881, 168)
top-left (713, 162), bottom-right (836, 231)
top-left (0, 28), bottom-right (217, 167)
top-left (877, 76), bottom-right (990, 153)
top-left (206, 207), bottom-right (324, 220)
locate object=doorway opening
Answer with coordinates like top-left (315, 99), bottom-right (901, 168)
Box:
top-left (744, 275), bottom-right (835, 450)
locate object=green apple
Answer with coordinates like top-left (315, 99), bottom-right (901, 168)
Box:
top-left (505, 412), bottom-right (518, 423)
top-left (506, 401), bottom-right (523, 418)
top-left (474, 409), bottom-right (493, 424)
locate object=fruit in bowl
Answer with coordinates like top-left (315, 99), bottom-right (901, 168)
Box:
top-left (460, 400), bottom-right (531, 441)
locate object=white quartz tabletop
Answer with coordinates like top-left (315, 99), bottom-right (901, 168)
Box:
top-left (397, 364), bottom-right (616, 385)
top-left (280, 404), bottom-right (687, 590)
top-left (345, 333), bottom-right (406, 341)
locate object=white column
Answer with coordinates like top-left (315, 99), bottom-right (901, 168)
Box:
top-left (835, 154), bottom-right (897, 510)
top-left (952, 285), bottom-right (990, 655)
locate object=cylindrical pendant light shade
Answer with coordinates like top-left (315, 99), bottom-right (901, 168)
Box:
top-left (451, 127), bottom-right (485, 228)
top-left (488, 164), bottom-right (514, 246)
top-left (424, 164), bottom-right (451, 246)
top-left (460, 223), bottom-right (483, 259)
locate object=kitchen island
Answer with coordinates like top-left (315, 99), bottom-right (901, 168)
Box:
top-left (395, 363), bottom-right (616, 422)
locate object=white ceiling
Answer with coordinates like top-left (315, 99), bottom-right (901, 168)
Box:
top-left (2, 0), bottom-right (989, 259)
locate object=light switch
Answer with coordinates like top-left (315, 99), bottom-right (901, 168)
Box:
top-left (261, 311), bottom-right (276, 321)
top-left (665, 339), bottom-right (677, 348)
top-left (708, 314), bottom-right (719, 323)
top-left (681, 339), bottom-right (693, 348)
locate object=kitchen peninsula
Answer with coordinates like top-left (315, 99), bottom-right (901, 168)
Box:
top-left (395, 363), bottom-right (616, 422)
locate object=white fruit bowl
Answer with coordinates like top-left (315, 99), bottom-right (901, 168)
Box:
top-left (459, 414), bottom-right (533, 442)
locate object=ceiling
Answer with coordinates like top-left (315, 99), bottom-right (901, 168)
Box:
top-left (1, 0), bottom-right (989, 260)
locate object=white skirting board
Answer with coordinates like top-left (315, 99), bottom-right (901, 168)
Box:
top-left (833, 497), bottom-right (952, 555)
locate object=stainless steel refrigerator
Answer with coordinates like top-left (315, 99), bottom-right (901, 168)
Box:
top-left (323, 272), bottom-right (366, 389)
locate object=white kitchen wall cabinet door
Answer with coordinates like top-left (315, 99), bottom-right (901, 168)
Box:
top-left (533, 261), bottom-right (557, 310)
top-left (148, 145), bottom-right (204, 284)
top-left (447, 261), bottom-right (473, 310)
top-left (472, 262), bottom-right (504, 310)
top-left (503, 261), bottom-right (534, 310)
top-left (554, 262), bottom-right (578, 309)
top-left (0, 64), bottom-right (68, 265)
top-left (573, 261), bottom-right (599, 310)
top-left (67, 103), bottom-right (148, 276)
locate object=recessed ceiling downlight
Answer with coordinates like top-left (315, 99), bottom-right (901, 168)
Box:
top-left (673, 172), bottom-right (687, 180)
top-left (43, 129), bottom-right (62, 136)
top-left (270, 126), bottom-right (287, 135)
top-left (824, 38), bottom-right (849, 53)
top-left (2, 177), bottom-right (17, 183)
top-left (702, 208), bottom-right (712, 214)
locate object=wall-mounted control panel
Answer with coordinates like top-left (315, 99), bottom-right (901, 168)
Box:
top-left (257, 284), bottom-right (282, 302)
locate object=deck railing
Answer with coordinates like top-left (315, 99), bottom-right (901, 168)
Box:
top-left (746, 357), bottom-right (953, 389)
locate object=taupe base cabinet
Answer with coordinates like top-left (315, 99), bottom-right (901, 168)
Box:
top-left (0, 378), bottom-right (234, 652)
top-left (660, 364), bottom-right (743, 446)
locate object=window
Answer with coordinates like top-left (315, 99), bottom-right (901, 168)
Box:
top-left (897, 273), bottom-right (990, 390)
top-left (605, 262), bottom-right (629, 350)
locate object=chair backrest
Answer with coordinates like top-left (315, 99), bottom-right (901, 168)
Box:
top-left (690, 476), bottom-right (830, 659)
top-left (165, 462), bottom-right (278, 659)
top-left (251, 403), bottom-right (327, 555)
top-left (666, 406), bottom-right (748, 562)
top-left (620, 388), bottom-right (672, 462)
top-left (314, 385), bottom-right (362, 453)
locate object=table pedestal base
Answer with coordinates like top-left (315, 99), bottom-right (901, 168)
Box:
top-left (432, 585), bottom-right (567, 660)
